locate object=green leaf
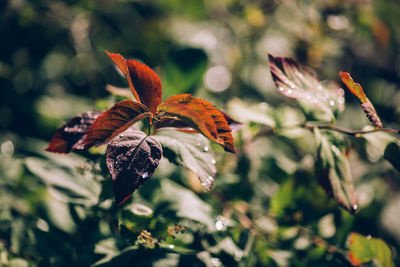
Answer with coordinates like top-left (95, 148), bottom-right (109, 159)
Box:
top-left (226, 98), bottom-right (275, 127)
top-left (154, 130), bottom-right (216, 191)
top-left (314, 128), bottom-right (357, 213)
top-left (384, 142), bottom-right (400, 172)
top-left (348, 232), bottom-right (394, 267)
top-left (154, 180), bottom-right (215, 231)
top-left (25, 157), bottom-right (101, 206)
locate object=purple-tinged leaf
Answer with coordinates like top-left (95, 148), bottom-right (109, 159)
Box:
top-left (269, 54), bottom-right (345, 119)
top-left (46, 111), bottom-right (102, 154)
top-left (106, 130), bottom-right (162, 206)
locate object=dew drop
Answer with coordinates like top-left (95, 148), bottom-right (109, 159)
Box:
top-left (287, 89), bottom-right (293, 95)
top-left (203, 146), bottom-right (209, 152)
top-left (329, 100), bottom-right (335, 106)
top-left (352, 204), bottom-right (358, 211)
top-left (366, 235), bottom-right (372, 240)
top-left (119, 134), bottom-right (124, 138)
top-left (211, 159), bottom-right (216, 164)
top-left (141, 172), bottom-right (149, 179)
top-left (168, 244), bottom-right (175, 249)
top-left (259, 102), bottom-right (268, 110)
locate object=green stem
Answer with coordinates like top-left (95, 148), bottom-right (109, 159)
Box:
top-left (302, 123), bottom-right (399, 137)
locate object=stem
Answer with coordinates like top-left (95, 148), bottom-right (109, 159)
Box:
top-left (302, 123), bottom-right (399, 137)
top-left (254, 123), bottom-right (399, 140)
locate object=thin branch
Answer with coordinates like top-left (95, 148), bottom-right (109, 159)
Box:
top-left (302, 123), bottom-right (399, 136)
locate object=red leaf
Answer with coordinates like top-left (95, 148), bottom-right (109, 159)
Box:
top-left (106, 51), bottom-right (162, 114)
top-left (340, 72), bottom-right (383, 128)
top-left (46, 111), bottom-right (102, 153)
top-left (84, 100), bottom-right (152, 149)
top-left (157, 101), bottom-right (221, 146)
top-left (160, 94), bottom-right (236, 153)
top-left (106, 130), bottom-right (162, 205)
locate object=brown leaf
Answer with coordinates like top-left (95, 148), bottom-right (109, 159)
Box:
top-left (106, 130), bottom-right (162, 205)
top-left (46, 111), bottom-right (102, 153)
top-left (159, 94), bottom-right (236, 153)
top-left (84, 100), bottom-right (152, 149)
top-left (106, 51), bottom-right (162, 114)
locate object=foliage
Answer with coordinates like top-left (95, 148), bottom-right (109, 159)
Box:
top-left (2, 0), bottom-right (400, 266)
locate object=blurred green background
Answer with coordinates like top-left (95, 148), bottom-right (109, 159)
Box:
top-left (1, 0), bottom-right (400, 266)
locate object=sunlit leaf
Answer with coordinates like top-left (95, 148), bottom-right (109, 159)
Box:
top-left (84, 100), bottom-right (152, 149)
top-left (46, 111), bottom-right (101, 153)
top-left (106, 51), bottom-right (162, 114)
top-left (384, 142), bottom-right (400, 172)
top-left (154, 129), bottom-right (216, 191)
top-left (314, 128), bottom-right (357, 214)
top-left (106, 130), bottom-right (162, 205)
top-left (348, 232), bottom-right (394, 267)
top-left (227, 98), bottom-right (275, 127)
top-left (340, 72), bottom-right (383, 128)
top-left (161, 94), bottom-right (236, 153)
top-left (157, 102), bottom-right (221, 146)
top-left (269, 54), bottom-right (345, 120)
top-left (339, 72), bottom-right (367, 103)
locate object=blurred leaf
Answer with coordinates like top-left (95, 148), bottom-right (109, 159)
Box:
top-left (269, 54), bottom-right (344, 120)
top-left (46, 111), bottom-right (102, 153)
top-left (154, 129), bottom-right (216, 191)
top-left (25, 157), bottom-right (100, 206)
top-left (315, 128), bottom-right (357, 213)
top-left (106, 51), bottom-right (162, 114)
top-left (155, 180), bottom-right (215, 231)
top-left (270, 178), bottom-right (295, 217)
top-left (84, 100), bottom-right (152, 149)
top-left (106, 130), bottom-right (162, 205)
top-left (384, 142), bottom-right (400, 172)
top-left (348, 232), bottom-right (394, 267)
top-left (340, 72), bottom-right (382, 128)
top-left (163, 48), bottom-right (207, 96)
top-left (227, 98), bottom-right (275, 127)
top-left (362, 128), bottom-right (398, 162)
top-left (106, 85), bottom-right (133, 100)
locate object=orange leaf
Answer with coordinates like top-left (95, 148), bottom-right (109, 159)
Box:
top-left (339, 72), bottom-right (367, 103)
top-left (106, 51), bottom-right (162, 114)
top-left (84, 100), bottom-right (152, 148)
top-left (162, 94), bottom-right (236, 153)
top-left (340, 72), bottom-right (382, 128)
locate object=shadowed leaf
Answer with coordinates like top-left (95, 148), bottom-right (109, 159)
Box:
top-left (269, 54), bottom-right (344, 119)
top-left (84, 100), bottom-right (152, 149)
top-left (106, 51), bottom-right (162, 114)
top-left (384, 142), bottom-right (400, 172)
top-left (161, 94), bottom-right (236, 153)
top-left (315, 128), bottom-right (357, 214)
top-left (154, 129), bottom-right (217, 191)
top-left (348, 232), bottom-right (394, 267)
top-left (106, 130), bottom-right (162, 205)
top-left (340, 72), bottom-right (383, 128)
top-left (46, 111), bottom-right (102, 153)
